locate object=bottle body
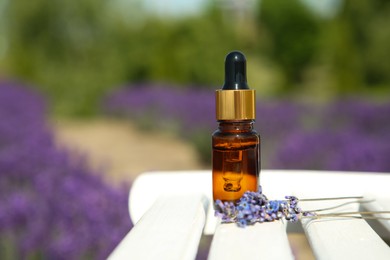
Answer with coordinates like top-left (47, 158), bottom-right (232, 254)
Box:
top-left (212, 121), bottom-right (260, 203)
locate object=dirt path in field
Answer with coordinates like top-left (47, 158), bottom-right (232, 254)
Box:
top-left (51, 118), bottom-right (205, 185)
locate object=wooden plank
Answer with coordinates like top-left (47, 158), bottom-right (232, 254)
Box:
top-left (128, 170), bottom-right (390, 235)
top-left (300, 200), bottom-right (390, 260)
top-left (113, 170), bottom-right (390, 259)
top-left (260, 170), bottom-right (390, 199)
top-left (208, 221), bottom-right (294, 260)
top-left (361, 198), bottom-right (390, 241)
top-left (128, 171), bottom-right (217, 235)
top-left (108, 194), bottom-right (208, 260)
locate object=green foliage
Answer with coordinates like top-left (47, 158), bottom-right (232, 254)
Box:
top-left (342, 0), bottom-right (390, 87)
top-left (318, 0), bottom-right (390, 96)
top-left (124, 13), bottom-right (238, 86)
top-left (0, 1), bottom-right (241, 116)
top-left (257, 0), bottom-right (390, 96)
top-left (2, 0), bottom-right (129, 115)
top-left (259, 0), bottom-right (320, 87)
top-left (1, 0), bottom-right (389, 116)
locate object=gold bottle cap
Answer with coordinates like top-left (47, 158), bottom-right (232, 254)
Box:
top-left (216, 89), bottom-right (255, 120)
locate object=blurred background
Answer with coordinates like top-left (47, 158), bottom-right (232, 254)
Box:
top-left (0, 0), bottom-right (389, 259)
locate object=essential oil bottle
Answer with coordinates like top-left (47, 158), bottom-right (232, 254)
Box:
top-left (212, 51), bottom-right (260, 203)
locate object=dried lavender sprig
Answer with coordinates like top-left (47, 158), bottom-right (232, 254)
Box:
top-left (214, 186), bottom-right (315, 227)
top-left (214, 186), bottom-right (390, 227)
top-left (308, 211), bottom-right (390, 216)
top-left (303, 211), bottom-right (390, 220)
top-left (304, 198), bottom-right (375, 213)
top-left (299, 196), bottom-right (364, 201)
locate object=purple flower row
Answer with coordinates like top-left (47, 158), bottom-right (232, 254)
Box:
top-left (103, 83), bottom-right (390, 172)
top-left (0, 81), bottom-right (132, 259)
top-left (103, 83), bottom-right (215, 133)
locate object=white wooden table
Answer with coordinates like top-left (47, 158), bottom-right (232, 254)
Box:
top-left (108, 170), bottom-right (390, 260)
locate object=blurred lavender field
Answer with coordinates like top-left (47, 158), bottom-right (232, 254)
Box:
top-left (0, 81), bottom-right (132, 259)
top-left (1, 80), bottom-right (388, 259)
top-left (104, 84), bottom-right (390, 172)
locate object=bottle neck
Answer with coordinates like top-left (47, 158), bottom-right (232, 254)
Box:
top-left (218, 120), bottom-right (254, 133)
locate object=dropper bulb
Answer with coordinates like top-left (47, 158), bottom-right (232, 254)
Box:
top-left (222, 51), bottom-right (249, 90)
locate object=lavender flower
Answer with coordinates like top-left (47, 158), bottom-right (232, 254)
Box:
top-left (102, 83), bottom-right (215, 134)
top-left (0, 80), bottom-right (132, 259)
top-left (214, 186), bottom-right (312, 227)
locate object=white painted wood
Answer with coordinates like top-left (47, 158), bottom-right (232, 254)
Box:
top-left (108, 194), bottom-right (208, 260)
top-left (129, 171), bottom-right (211, 223)
top-left (128, 171), bottom-right (217, 235)
top-left (121, 170), bottom-right (390, 260)
top-left (128, 170), bottom-right (390, 235)
top-left (208, 220), bottom-right (294, 260)
top-left (361, 198), bottom-right (390, 240)
top-left (303, 217), bottom-right (390, 260)
top-left (260, 170), bottom-right (390, 199)
top-left (300, 199), bottom-right (390, 260)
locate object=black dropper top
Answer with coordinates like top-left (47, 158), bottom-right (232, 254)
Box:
top-left (222, 51), bottom-right (249, 90)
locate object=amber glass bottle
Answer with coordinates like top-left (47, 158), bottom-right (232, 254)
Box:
top-left (212, 51), bottom-right (260, 203)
